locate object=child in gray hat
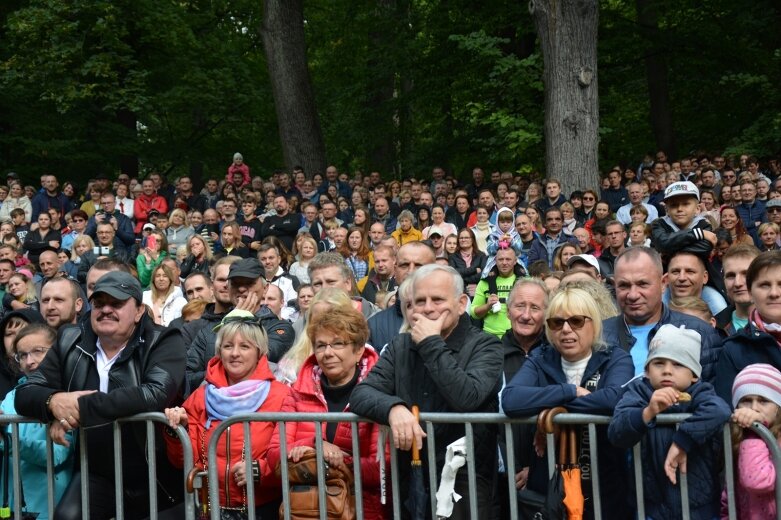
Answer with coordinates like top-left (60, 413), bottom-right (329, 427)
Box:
top-left (608, 324), bottom-right (731, 520)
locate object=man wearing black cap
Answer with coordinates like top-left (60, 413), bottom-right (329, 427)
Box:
top-left (15, 271), bottom-right (186, 519)
top-left (185, 257), bottom-right (294, 394)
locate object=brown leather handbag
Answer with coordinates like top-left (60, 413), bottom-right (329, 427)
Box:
top-left (277, 451), bottom-right (356, 520)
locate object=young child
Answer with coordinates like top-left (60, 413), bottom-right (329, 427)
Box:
top-left (608, 324), bottom-right (731, 520)
top-left (10, 208), bottom-right (28, 243)
top-left (651, 181), bottom-right (716, 257)
top-left (722, 364), bottom-right (781, 518)
top-left (483, 207), bottom-right (527, 276)
top-left (318, 220), bottom-right (339, 252)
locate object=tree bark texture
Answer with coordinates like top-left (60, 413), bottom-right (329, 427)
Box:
top-left (529, 0), bottom-right (600, 193)
top-left (116, 108), bottom-right (139, 178)
top-left (636, 0), bottom-right (677, 159)
top-left (261, 0), bottom-right (326, 175)
top-left (366, 0), bottom-right (397, 176)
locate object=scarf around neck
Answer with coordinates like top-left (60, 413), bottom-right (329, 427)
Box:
top-left (204, 379), bottom-right (271, 428)
top-left (751, 308), bottom-right (781, 347)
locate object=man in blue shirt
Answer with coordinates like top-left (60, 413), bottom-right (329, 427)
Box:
top-left (602, 247), bottom-right (722, 382)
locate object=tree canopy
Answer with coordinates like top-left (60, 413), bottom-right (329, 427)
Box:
top-left (0, 0), bottom-right (778, 184)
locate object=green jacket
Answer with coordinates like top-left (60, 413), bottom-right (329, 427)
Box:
top-left (136, 251), bottom-right (168, 289)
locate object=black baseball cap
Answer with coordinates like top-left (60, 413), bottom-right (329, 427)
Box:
top-left (89, 272), bottom-right (142, 303)
top-left (228, 258), bottom-right (264, 280)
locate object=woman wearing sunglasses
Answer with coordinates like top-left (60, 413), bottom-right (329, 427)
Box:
top-left (163, 308), bottom-right (290, 518)
top-left (501, 286), bottom-right (634, 520)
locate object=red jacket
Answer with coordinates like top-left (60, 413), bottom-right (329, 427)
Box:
top-left (267, 347), bottom-right (388, 520)
top-left (134, 193), bottom-right (168, 233)
top-left (165, 356), bottom-right (290, 509)
top-left (226, 163), bottom-right (251, 188)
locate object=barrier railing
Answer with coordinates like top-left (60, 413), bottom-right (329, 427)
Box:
top-left (1, 412), bottom-right (779, 519)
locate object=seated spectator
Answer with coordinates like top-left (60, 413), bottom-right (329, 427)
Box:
top-left (3, 271), bottom-right (38, 313)
top-left (136, 230), bottom-right (170, 289)
top-left (289, 235), bottom-right (317, 284)
top-left (142, 264), bottom-right (186, 327)
top-left (213, 221), bottom-right (250, 259)
top-left (179, 234), bottom-right (213, 279)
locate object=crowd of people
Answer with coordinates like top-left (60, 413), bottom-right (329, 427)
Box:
top-left (0, 150), bottom-right (780, 519)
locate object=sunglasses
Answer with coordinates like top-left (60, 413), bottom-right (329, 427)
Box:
top-left (546, 315), bottom-right (592, 331)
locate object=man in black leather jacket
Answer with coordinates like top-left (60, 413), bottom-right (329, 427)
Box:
top-left (15, 271), bottom-right (186, 519)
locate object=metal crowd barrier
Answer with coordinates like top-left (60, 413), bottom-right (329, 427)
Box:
top-left (1, 412), bottom-right (780, 519)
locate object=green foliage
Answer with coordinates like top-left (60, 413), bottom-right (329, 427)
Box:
top-left (0, 0), bottom-right (779, 186)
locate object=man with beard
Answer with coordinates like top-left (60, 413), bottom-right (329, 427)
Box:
top-left (180, 256), bottom-right (238, 346)
top-left (40, 276), bottom-right (83, 330)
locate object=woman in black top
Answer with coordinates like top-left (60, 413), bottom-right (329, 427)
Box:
top-left (23, 212), bottom-right (61, 266)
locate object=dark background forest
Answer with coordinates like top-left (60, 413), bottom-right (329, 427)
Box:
top-left (0, 0), bottom-right (779, 185)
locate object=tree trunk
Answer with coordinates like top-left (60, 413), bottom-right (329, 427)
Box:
top-left (529, 0), bottom-right (600, 193)
top-left (636, 0), bottom-right (676, 159)
top-left (261, 0), bottom-right (326, 176)
top-left (116, 108), bottom-right (138, 177)
top-left (366, 0), bottom-right (397, 176)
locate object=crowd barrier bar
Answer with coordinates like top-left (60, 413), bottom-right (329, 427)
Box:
top-left (1, 411), bottom-right (779, 519)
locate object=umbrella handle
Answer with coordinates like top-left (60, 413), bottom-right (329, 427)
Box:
top-left (568, 427), bottom-right (578, 466)
top-left (411, 405), bottom-right (421, 463)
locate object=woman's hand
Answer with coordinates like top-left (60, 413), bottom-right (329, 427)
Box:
top-left (289, 446), bottom-right (315, 463)
top-left (732, 407), bottom-right (764, 428)
top-left (321, 441), bottom-right (345, 469)
top-left (515, 467), bottom-right (530, 489)
top-left (575, 386), bottom-right (591, 397)
top-left (231, 461), bottom-right (248, 487)
top-left (141, 248), bottom-right (152, 263)
top-left (164, 406), bottom-right (188, 428)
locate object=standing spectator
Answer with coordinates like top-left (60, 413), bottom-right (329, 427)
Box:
top-left (715, 245), bottom-right (760, 334)
top-left (609, 325), bottom-right (730, 519)
top-left (213, 222), bottom-right (250, 259)
top-left (170, 176), bottom-right (207, 213)
top-left (340, 226), bottom-right (371, 282)
top-left (289, 235), bottom-right (317, 284)
top-left (600, 169), bottom-right (629, 213)
top-left (79, 185), bottom-right (103, 217)
top-left (115, 182), bottom-right (134, 220)
top-left (502, 286), bottom-right (634, 520)
top-left (226, 152), bottom-right (251, 188)
top-left (39, 277), bottom-right (83, 330)
top-left (262, 194), bottom-right (300, 251)
top-left (267, 306), bottom-right (386, 519)
top-left (351, 264), bottom-right (503, 516)
top-left (360, 244), bottom-right (397, 306)
top-left (259, 243), bottom-right (298, 307)
top-left (31, 175), bottom-right (70, 226)
top-left (527, 207), bottom-right (578, 268)
top-left (14, 272), bottom-right (186, 519)
top-left (1, 323), bottom-right (75, 517)
top-left (536, 178), bottom-right (567, 212)
top-left (736, 179), bottom-right (767, 246)
top-left (603, 247), bottom-right (722, 379)
top-left (133, 178), bottom-right (168, 234)
top-left (179, 234), bottom-right (213, 279)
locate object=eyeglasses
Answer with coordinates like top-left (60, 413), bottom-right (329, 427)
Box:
top-left (73, 218), bottom-right (85, 222)
top-left (14, 347), bottom-right (50, 363)
top-left (314, 340), bottom-right (352, 353)
top-left (546, 315), bottom-right (592, 331)
top-left (582, 197), bottom-right (595, 201)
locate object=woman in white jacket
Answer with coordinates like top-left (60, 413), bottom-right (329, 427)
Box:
top-left (0, 182), bottom-right (32, 222)
top-left (141, 264), bottom-right (186, 326)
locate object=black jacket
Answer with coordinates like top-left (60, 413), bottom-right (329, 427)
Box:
top-left (23, 228), bottom-right (62, 265)
top-left (714, 320), bottom-right (781, 403)
top-left (179, 254), bottom-right (210, 280)
top-left (15, 314), bottom-right (185, 482)
top-left (360, 272), bottom-right (397, 307)
top-left (185, 306), bottom-right (294, 395)
top-left (448, 251), bottom-right (487, 285)
top-left (76, 242), bottom-right (134, 283)
top-left (180, 303), bottom-right (229, 346)
top-left (351, 314), bottom-right (503, 483)
top-left (499, 330), bottom-right (546, 472)
top-left (261, 212), bottom-right (300, 251)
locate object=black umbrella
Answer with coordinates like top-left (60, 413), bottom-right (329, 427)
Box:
top-left (404, 405), bottom-right (427, 520)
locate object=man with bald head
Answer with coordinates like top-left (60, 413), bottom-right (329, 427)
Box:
top-left (368, 241), bottom-right (436, 349)
top-left (372, 196), bottom-right (397, 234)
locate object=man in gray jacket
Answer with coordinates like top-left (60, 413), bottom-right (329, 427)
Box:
top-left (351, 264), bottom-right (503, 518)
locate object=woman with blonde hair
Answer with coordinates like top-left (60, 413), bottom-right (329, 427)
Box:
top-left (276, 288), bottom-right (354, 384)
top-left (180, 234), bottom-right (213, 278)
top-left (3, 271), bottom-right (38, 312)
top-left (165, 208), bottom-right (194, 254)
top-left (142, 264), bottom-right (186, 326)
top-left (289, 235), bottom-right (317, 284)
top-left (70, 235), bottom-right (96, 264)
